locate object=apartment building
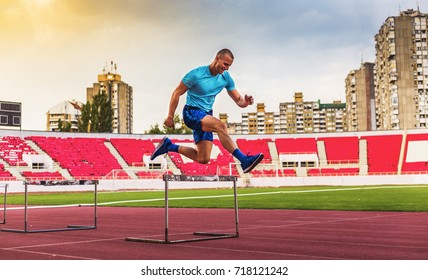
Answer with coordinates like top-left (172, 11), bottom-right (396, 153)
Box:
top-left (222, 92), bottom-right (346, 134)
top-left (87, 62), bottom-right (133, 134)
top-left (374, 9), bottom-right (428, 130)
top-left (279, 92), bottom-right (346, 134)
top-left (238, 103), bottom-right (281, 135)
top-left (345, 62), bottom-right (376, 131)
top-left (46, 100), bottom-right (82, 132)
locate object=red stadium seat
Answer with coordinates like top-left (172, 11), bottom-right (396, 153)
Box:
top-left (360, 135), bottom-right (402, 174)
top-left (27, 136), bottom-right (122, 179)
top-left (318, 136), bottom-right (359, 164)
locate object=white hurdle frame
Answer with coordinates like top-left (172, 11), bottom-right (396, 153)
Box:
top-left (1, 180), bottom-right (98, 233)
top-left (0, 183), bottom-right (7, 224)
top-left (126, 174), bottom-right (239, 244)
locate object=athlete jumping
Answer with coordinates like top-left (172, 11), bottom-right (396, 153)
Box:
top-left (151, 48), bottom-right (263, 173)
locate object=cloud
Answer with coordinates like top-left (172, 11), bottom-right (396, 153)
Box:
top-left (0, 0), bottom-right (424, 132)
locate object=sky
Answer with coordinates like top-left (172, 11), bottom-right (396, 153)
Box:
top-left (0, 0), bottom-right (424, 133)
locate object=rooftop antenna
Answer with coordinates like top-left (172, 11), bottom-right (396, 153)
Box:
top-left (103, 61), bottom-right (109, 74)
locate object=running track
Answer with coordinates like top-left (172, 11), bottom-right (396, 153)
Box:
top-left (0, 207), bottom-right (428, 260)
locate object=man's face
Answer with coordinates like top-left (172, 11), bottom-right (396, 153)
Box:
top-left (215, 54), bottom-right (233, 74)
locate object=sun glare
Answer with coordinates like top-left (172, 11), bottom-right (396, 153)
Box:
top-left (23, 0), bottom-right (54, 8)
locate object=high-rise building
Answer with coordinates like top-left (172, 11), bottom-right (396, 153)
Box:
top-left (86, 62), bottom-right (133, 134)
top-left (279, 92), bottom-right (346, 134)
top-left (280, 92), bottom-right (317, 134)
top-left (374, 9), bottom-right (428, 130)
top-left (240, 103), bottom-right (280, 134)
top-left (222, 92), bottom-right (346, 134)
top-left (345, 62), bottom-right (376, 131)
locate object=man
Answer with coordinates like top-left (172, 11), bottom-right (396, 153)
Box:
top-left (151, 48), bottom-right (263, 173)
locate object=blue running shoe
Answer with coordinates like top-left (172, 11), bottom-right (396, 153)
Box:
top-left (150, 137), bottom-right (171, 160)
top-left (241, 153), bottom-right (264, 173)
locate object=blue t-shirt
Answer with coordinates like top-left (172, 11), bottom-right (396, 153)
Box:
top-left (182, 65), bottom-right (236, 112)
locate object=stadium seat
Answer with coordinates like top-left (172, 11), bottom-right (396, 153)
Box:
top-left (236, 138), bottom-right (272, 163)
top-left (0, 163), bottom-right (14, 179)
top-left (110, 138), bottom-right (155, 166)
top-left (360, 135), bottom-right (402, 174)
top-left (401, 133), bottom-right (428, 173)
top-left (275, 137), bottom-right (317, 154)
top-left (307, 168), bottom-right (359, 176)
top-left (22, 171), bottom-right (64, 180)
top-left (167, 139), bottom-right (237, 176)
top-left (27, 136), bottom-right (122, 179)
top-left (318, 136), bottom-right (359, 164)
top-left (0, 136), bottom-right (36, 166)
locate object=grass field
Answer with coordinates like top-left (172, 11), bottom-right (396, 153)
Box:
top-left (4, 185), bottom-right (428, 212)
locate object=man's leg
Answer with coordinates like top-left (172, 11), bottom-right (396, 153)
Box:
top-left (151, 114), bottom-right (263, 172)
top-left (151, 137), bottom-right (213, 164)
top-left (201, 115), bottom-right (264, 173)
top-left (178, 140), bottom-right (212, 164)
top-left (151, 107), bottom-right (214, 163)
top-left (200, 115), bottom-right (237, 154)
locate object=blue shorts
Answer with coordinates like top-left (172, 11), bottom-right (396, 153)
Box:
top-left (183, 105), bottom-right (213, 144)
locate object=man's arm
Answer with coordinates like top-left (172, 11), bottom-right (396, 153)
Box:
top-left (164, 81), bottom-right (189, 128)
top-left (227, 89), bottom-right (254, 108)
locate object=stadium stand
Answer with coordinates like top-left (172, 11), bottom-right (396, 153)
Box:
top-left (307, 167), bottom-right (359, 176)
top-left (318, 136), bottom-right (359, 164)
top-left (236, 138), bottom-right (272, 163)
top-left (136, 170), bottom-right (159, 179)
top-left (249, 168), bottom-right (291, 177)
top-left (22, 171), bottom-right (64, 180)
top-left (0, 136), bottom-right (35, 166)
top-left (281, 168), bottom-right (297, 177)
top-left (360, 134), bottom-right (402, 174)
top-left (402, 133), bottom-right (428, 173)
top-left (275, 137), bottom-right (317, 154)
top-left (0, 129), bottom-right (423, 182)
top-left (110, 138), bottom-right (155, 166)
top-left (0, 164), bottom-right (14, 180)
top-left (275, 137), bottom-right (319, 172)
top-left (166, 139), bottom-right (238, 176)
top-left (27, 136), bottom-right (122, 178)
top-left (213, 139), bottom-right (238, 175)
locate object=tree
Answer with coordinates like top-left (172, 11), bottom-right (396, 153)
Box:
top-left (163, 114), bottom-right (192, 134)
top-left (78, 90), bottom-right (113, 133)
top-left (78, 101), bottom-right (91, 132)
top-left (57, 118), bottom-right (72, 132)
top-left (145, 114), bottom-right (192, 134)
top-left (146, 123), bottom-right (164, 134)
top-left (96, 91), bottom-right (113, 132)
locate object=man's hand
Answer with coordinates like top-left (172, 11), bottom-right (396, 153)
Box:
top-left (164, 116), bottom-right (175, 129)
top-left (227, 89), bottom-right (254, 108)
top-left (245, 94), bottom-right (254, 105)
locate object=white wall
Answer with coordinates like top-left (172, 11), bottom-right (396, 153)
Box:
top-left (2, 174), bottom-right (428, 193)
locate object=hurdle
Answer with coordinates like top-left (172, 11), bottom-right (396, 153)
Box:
top-left (0, 183), bottom-right (7, 224)
top-left (126, 174), bottom-right (239, 244)
top-left (1, 180), bottom-right (98, 233)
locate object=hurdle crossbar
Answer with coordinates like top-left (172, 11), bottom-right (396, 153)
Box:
top-left (1, 180), bottom-right (98, 233)
top-left (0, 184), bottom-right (7, 224)
top-left (126, 174), bottom-right (239, 244)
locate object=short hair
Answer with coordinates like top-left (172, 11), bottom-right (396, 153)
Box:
top-left (217, 48), bottom-right (234, 60)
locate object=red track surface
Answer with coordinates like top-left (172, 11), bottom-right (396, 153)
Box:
top-left (1, 207), bottom-right (428, 260)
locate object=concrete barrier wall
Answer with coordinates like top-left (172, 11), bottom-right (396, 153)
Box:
top-left (2, 174), bottom-right (428, 193)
